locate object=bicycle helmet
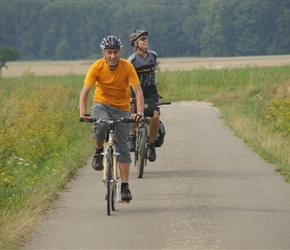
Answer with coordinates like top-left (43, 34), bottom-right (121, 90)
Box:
top-left (129, 30), bottom-right (148, 46)
top-left (100, 35), bottom-right (123, 50)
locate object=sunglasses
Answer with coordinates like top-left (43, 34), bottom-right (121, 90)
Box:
top-left (139, 36), bottom-right (148, 41)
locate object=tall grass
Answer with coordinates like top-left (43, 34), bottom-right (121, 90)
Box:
top-left (0, 65), bottom-right (290, 249)
top-left (0, 73), bottom-right (94, 249)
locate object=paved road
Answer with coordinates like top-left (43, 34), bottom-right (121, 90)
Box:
top-left (23, 102), bottom-right (290, 249)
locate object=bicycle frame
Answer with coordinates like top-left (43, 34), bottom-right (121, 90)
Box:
top-left (102, 124), bottom-right (122, 207)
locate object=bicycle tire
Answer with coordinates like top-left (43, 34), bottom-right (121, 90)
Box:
top-left (133, 127), bottom-right (139, 167)
top-left (111, 184), bottom-right (116, 211)
top-left (134, 141), bottom-right (138, 167)
top-left (111, 171), bottom-right (118, 212)
top-left (137, 127), bottom-right (147, 178)
top-left (107, 146), bottom-right (113, 215)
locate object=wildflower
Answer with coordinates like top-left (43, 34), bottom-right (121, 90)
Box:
top-left (2, 176), bottom-right (14, 185)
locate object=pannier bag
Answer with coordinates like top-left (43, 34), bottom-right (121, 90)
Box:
top-left (144, 99), bottom-right (155, 117)
top-left (131, 98), bottom-right (155, 117)
top-left (155, 120), bottom-right (166, 147)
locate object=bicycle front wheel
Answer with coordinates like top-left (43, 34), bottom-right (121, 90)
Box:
top-left (106, 146), bottom-right (113, 215)
top-left (111, 181), bottom-right (117, 211)
top-left (137, 127), bottom-right (147, 178)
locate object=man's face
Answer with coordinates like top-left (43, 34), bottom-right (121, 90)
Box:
top-left (102, 48), bottom-right (121, 70)
top-left (137, 36), bottom-right (149, 51)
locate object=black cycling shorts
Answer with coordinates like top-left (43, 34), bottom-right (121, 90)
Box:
top-left (131, 85), bottom-right (159, 112)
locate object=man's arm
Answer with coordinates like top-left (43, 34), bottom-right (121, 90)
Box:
top-left (132, 85), bottom-right (144, 114)
top-left (79, 84), bottom-right (92, 117)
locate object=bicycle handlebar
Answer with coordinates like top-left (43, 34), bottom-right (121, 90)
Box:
top-left (80, 117), bottom-right (136, 124)
top-left (130, 98), bottom-right (171, 108)
top-left (156, 102), bottom-right (171, 107)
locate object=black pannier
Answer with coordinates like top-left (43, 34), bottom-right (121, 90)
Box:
top-left (131, 98), bottom-right (155, 117)
top-left (144, 99), bottom-right (155, 117)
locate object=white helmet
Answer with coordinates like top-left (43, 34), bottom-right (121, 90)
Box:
top-left (100, 35), bottom-right (123, 50)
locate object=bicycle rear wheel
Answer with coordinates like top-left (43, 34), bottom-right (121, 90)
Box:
top-left (107, 146), bottom-right (113, 215)
top-left (137, 127), bottom-right (147, 178)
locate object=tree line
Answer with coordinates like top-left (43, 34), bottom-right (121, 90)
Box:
top-left (0, 0), bottom-right (289, 60)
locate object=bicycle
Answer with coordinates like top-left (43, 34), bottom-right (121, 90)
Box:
top-left (80, 116), bottom-right (135, 215)
top-left (131, 98), bottom-right (171, 178)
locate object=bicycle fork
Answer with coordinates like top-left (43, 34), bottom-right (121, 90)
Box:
top-left (102, 146), bottom-right (124, 203)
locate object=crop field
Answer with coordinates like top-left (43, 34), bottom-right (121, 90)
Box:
top-left (2, 55), bottom-right (290, 77)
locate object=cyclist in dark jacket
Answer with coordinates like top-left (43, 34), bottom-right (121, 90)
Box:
top-left (128, 30), bottom-right (159, 162)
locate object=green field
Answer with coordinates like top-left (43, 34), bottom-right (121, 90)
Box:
top-left (1, 66), bottom-right (290, 249)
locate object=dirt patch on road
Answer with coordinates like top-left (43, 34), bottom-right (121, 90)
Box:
top-left (2, 55), bottom-right (290, 77)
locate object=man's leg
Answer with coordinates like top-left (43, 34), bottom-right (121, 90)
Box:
top-left (119, 162), bottom-right (130, 183)
top-left (91, 103), bottom-right (109, 171)
top-left (112, 108), bottom-right (132, 200)
top-left (143, 91), bottom-right (160, 162)
top-left (148, 110), bottom-right (159, 162)
top-left (91, 139), bottom-right (105, 171)
top-left (119, 162), bottom-right (132, 201)
top-left (149, 110), bottom-right (160, 144)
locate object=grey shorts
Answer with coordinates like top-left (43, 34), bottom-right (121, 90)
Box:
top-left (91, 102), bottom-right (131, 163)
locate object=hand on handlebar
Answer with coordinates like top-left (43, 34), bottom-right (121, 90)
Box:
top-left (131, 112), bottom-right (144, 122)
top-left (79, 114), bottom-right (92, 122)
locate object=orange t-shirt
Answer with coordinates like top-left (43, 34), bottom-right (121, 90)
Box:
top-left (84, 58), bottom-right (140, 111)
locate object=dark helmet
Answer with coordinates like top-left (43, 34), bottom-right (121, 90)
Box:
top-left (100, 35), bottom-right (123, 50)
top-left (129, 30), bottom-right (148, 46)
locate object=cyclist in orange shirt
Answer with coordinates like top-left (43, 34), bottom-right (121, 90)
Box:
top-left (79, 36), bottom-right (144, 201)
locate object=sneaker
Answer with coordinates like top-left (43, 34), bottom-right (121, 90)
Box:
top-left (148, 143), bottom-right (156, 162)
top-left (121, 187), bottom-right (132, 201)
top-left (91, 152), bottom-right (104, 171)
top-left (129, 135), bottom-right (136, 152)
